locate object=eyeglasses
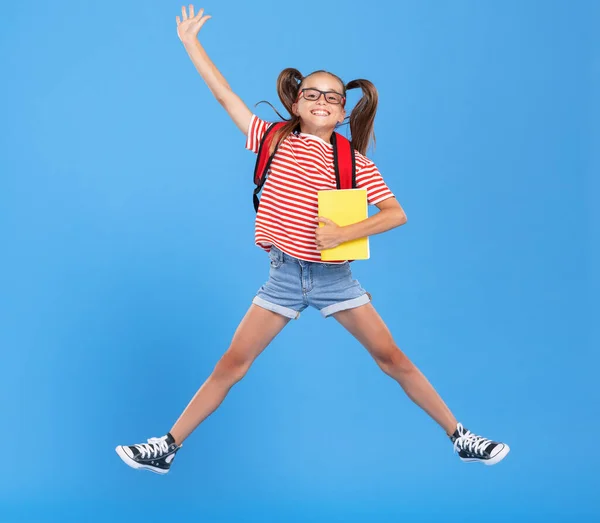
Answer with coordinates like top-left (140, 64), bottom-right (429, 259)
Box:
top-left (298, 88), bottom-right (345, 105)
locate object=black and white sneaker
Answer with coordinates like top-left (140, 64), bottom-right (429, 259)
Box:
top-left (451, 423), bottom-right (510, 466)
top-left (115, 433), bottom-right (181, 475)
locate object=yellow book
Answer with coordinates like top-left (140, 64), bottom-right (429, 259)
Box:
top-left (317, 189), bottom-right (370, 261)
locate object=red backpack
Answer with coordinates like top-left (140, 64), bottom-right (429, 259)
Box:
top-left (252, 122), bottom-right (357, 212)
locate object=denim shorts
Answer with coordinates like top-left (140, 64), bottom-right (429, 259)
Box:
top-left (253, 245), bottom-right (371, 319)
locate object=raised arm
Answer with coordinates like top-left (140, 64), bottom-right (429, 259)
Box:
top-left (176, 5), bottom-right (252, 135)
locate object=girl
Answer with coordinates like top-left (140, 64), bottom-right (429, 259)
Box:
top-left (115, 5), bottom-right (509, 474)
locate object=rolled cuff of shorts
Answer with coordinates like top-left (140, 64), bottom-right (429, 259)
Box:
top-left (252, 296), bottom-right (300, 320)
top-left (320, 293), bottom-right (371, 318)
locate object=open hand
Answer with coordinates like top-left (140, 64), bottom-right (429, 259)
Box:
top-left (315, 217), bottom-right (345, 251)
top-left (176, 5), bottom-right (211, 43)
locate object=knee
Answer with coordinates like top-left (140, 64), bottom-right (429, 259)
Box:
top-left (213, 348), bottom-right (252, 384)
top-left (374, 346), bottom-right (414, 376)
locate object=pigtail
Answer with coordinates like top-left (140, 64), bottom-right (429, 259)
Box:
top-left (277, 68), bottom-right (303, 114)
top-left (345, 79), bottom-right (378, 156)
top-left (267, 68), bottom-right (303, 155)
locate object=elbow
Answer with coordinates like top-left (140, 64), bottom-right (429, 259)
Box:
top-left (214, 87), bottom-right (234, 108)
top-left (396, 210), bottom-right (408, 227)
top-left (380, 206), bottom-right (407, 229)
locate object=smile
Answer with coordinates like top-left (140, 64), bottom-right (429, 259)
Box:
top-left (310, 110), bottom-right (331, 116)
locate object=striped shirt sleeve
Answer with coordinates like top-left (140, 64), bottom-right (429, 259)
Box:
top-left (245, 115), bottom-right (270, 154)
top-left (355, 155), bottom-right (395, 205)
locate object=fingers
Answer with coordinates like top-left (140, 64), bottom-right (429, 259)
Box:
top-left (180, 4), bottom-right (205, 20)
top-left (315, 216), bottom-right (336, 226)
top-left (177, 5), bottom-right (209, 26)
top-left (315, 230), bottom-right (326, 250)
top-left (197, 13), bottom-right (212, 29)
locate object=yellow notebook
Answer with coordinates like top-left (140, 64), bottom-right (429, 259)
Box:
top-left (317, 189), bottom-right (370, 261)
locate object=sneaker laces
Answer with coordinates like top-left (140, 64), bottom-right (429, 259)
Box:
top-left (135, 436), bottom-right (169, 459)
top-left (453, 424), bottom-right (493, 456)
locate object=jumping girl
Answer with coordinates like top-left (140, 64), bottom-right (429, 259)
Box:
top-left (115, 5), bottom-right (509, 474)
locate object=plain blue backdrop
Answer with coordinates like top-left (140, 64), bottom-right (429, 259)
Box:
top-left (1, 1), bottom-right (597, 522)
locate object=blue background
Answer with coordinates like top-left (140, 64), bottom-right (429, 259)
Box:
top-left (1, 0), bottom-right (597, 522)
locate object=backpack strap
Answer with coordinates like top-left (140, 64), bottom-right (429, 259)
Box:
top-left (253, 122), bottom-right (286, 212)
top-left (331, 132), bottom-right (356, 190)
top-left (327, 132), bottom-right (358, 264)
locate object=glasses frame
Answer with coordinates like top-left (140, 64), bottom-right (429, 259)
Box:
top-left (297, 88), bottom-right (346, 106)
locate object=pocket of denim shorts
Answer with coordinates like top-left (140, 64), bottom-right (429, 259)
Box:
top-left (269, 248), bottom-right (283, 268)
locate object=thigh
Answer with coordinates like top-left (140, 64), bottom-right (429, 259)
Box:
top-left (332, 303), bottom-right (396, 359)
top-left (226, 304), bottom-right (291, 364)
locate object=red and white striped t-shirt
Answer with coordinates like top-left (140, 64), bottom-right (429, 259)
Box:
top-left (246, 115), bottom-right (394, 263)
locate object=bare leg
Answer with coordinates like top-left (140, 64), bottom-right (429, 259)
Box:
top-left (169, 304), bottom-right (290, 444)
top-left (334, 303), bottom-right (457, 435)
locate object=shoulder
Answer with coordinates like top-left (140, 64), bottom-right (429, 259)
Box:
top-left (246, 115), bottom-right (275, 153)
top-left (250, 114), bottom-right (271, 131)
top-left (353, 149), bottom-right (378, 171)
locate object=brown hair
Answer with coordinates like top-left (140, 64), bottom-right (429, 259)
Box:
top-left (266, 68), bottom-right (379, 156)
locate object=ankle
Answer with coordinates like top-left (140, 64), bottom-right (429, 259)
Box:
top-left (447, 422), bottom-right (463, 440)
top-left (167, 431), bottom-right (181, 446)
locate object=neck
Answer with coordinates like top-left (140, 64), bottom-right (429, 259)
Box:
top-left (299, 124), bottom-right (335, 144)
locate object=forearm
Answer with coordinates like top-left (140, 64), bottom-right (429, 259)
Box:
top-left (180, 37), bottom-right (251, 134)
top-left (341, 207), bottom-right (407, 242)
top-left (181, 37), bottom-right (233, 101)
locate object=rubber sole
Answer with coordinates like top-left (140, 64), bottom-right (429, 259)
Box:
top-left (115, 446), bottom-right (169, 475)
top-left (461, 444), bottom-right (511, 466)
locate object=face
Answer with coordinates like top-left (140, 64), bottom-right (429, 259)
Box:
top-left (292, 73), bottom-right (346, 131)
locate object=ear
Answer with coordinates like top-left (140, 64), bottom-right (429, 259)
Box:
top-left (292, 102), bottom-right (299, 117)
top-left (338, 107), bottom-right (346, 124)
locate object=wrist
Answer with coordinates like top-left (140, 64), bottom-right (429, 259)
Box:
top-left (339, 225), bottom-right (352, 243)
top-left (181, 35), bottom-right (199, 48)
